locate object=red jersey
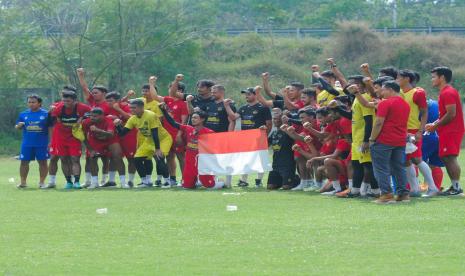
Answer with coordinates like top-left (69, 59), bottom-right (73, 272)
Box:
top-left (82, 117), bottom-right (116, 144)
top-left (163, 96), bottom-right (189, 137)
top-left (438, 85), bottom-right (464, 135)
top-left (375, 96), bottom-right (410, 147)
top-left (335, 139), bottom-right (351, 160)
top-left (51, 102), bottom-right (91, 144)
top-left (180, 125), bottom-right (214, 154)
top-left (294, 99), bottom-right (305, 109)
top-left (87, 94), bottom-right (111, 115)
top-left (106, 102), bottom-right (131, 123)
top-left (336, 117), bottom-right (352, 136)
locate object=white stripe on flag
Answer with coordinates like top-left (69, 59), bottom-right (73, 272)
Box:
top-left (198, 150), bottom-right (272, 175)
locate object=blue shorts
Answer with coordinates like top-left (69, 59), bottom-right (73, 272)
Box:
top-left (20, 145), bottom-right (50, 161)
top-left (422, 134), bottom-right (444, 167)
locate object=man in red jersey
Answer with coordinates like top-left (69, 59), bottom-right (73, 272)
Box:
top-left (160, 104), bottom-right (223, 189)
top-left (50, 90), bottom-right (91, 189)
top-left (369, 81), bottom-right (410, 204)
top-left (105, 91), bottom-right (137, 187)
top-left (82, 108), bottom-right (126, 189)
top-left (426, 67), bottom-right (464, 196)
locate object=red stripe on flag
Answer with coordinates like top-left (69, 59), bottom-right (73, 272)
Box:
top-left (198, 129), bottom-right (269, 154)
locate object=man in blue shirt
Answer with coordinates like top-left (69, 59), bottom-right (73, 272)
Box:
top-left (15, 94), bottom-right (51, 188)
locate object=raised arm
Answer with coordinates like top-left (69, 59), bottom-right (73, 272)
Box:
top-left (149, 76), bottom-right (164, 102)
top-left (262, 72), bottom-right (278, 99)
top-left (327, 58), bottom-right (348, 88)
top-left (169, 74), bottom-right (185, 99)
top-left (255, 85), bottom-right (273, 108)
top-left (76, 68), bottom-right (91, 101)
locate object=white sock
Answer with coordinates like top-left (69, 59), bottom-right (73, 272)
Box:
top-left (91, 176), bottom-right (99, 185)
top-left (452, 180), bottom-right (461, 190)
top-left (225, 175), bottom-right (232, 186)
top-left (348, 179), bottom-right (353, 190)
top-left (351, 187), bottom-right (360, 194)
top-left (128, 173), bottom-right (135, 182)
top-left (119, 175), bottom-right (126, 185)
top-left (145, 175), bottom-right (152, 184)
top-left (406, 164), bottom-right (420, 192)
top-left (85, 172), bottom-right (92, 183)
top-left (241, 174), bottom-right (248, 182)
top-left (49, 175), bottom-right (56, 184)
top-left (360, 182), bottom-right (367, 196)
top-left (101, 174), bottom-right (108, 184)
top-left (417, 161), bottom-right (438, 191)
top-left (332, 180), bottom-right (341, 192)
top-left (109, 171), bottom-right (116, 182)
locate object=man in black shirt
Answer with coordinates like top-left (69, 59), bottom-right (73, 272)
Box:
top-left (266, 108), bottom-right (299, 190)
top-left (224, 86), bottom-right (272, 187)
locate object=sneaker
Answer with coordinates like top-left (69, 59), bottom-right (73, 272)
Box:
top-left (65, 182), bottom-right (73, 189)
top-left (374, 193), bottom-right (395, 204)
top-left (121, 183), bottom-right (131, 189)
top-left (409, 191), bottom-right (422, 197)
top-left (127, 181), bottom-right (134, 188)
top-left (336, 190), bottom-right (360, 198)
top-left (137, 183), bottom-right (153, 188)
top-left (237, 180), bottom-right (249, 187)
top-left (161, 182), bottom-right (171, 189)
top-left (440, 186), bottom-right (463, 196)
top-left (81, 182), bottom-right (91, 189)
top-left (39, 183), bottom-right (46, 189)
top-left (73, 182), bottom-right (82, 189)
top-left (421, 189), bottom-right (440, 198)
top-left (154, 180), bottom-right (162, 188)
top-left (321, 190), bottom-right (338, 196)
top-left (100, 181), bottom-right (117, 188)
top-left (255, 179), bottom-right (262, 188)
top-left (88, 183), bottom-right (99, 189)
top-left (291, 183), bottom-right (304, 191)
top-left (16, 184), bottom-right (27, 189)
top-left (396, 194), bottom-right (410, 203)
top-left (41, 183), bottom-right (56, 189)
top-left (365, 192), bottom-right (380, 198)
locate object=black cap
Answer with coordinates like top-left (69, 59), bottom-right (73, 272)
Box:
top-left (241, 87), bottom-right (255, 94)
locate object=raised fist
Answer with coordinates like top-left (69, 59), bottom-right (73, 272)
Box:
top-left (261, 72), bottom-right (269, 81)
top-left (360, 63), bottom-right (370, 72)
top-left (149, 76), bottom-right (157, 85)
top-left (304, 135), bottom-right (313, 144)
top-left (303, 121), bottom-right (311, 129)
top-left (175, 74), bottom-right (184, 81)
top-left (286, 126), bottom-right (296, 133)
top-left (113, 119), bottom-right (122, 126)
top-left (127, 90), bottom-right (136, 97)
top-left (292, 144), bottom-right (301, 151)
top-left (186, 95), bottom-right (194, 102)
top-left (76, 68), bottom-right (85, 76)
top-left (327, 58), bottom-right (336, 66)
top-left (89, 125), bottom-right (97, 132)
top-left (311, 65), bottom-right (320, 72)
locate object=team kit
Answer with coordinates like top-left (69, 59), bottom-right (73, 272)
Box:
top-left (15, 62), bottom-right (464, 203)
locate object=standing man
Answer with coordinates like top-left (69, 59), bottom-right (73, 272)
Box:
top-left (50, 90), bottom-right (91, 189)
top-left (15, 95), bottom-right (51, 188)
top-left (397, 69), bottom-right (438, 196)
top-left (369, 81), bottom-right (410, 204)
top-left (426, 67), bottom-right (464, 196)
top-left (224, 86), bottom-right (272, 187)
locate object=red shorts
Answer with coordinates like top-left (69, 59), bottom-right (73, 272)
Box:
top-left (182, 153), bottom-right (215, 189)
top-left (120, 130), bottom-right (137, 158)
top-left (50, 143), bottom-right (82, 157)
top-left (406, 129), bottom-right (422, 160)
top-left (438, 132), bottom-right (464, 157)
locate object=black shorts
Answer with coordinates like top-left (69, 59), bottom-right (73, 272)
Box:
top-left (267, 168), bottom-right (299, 189)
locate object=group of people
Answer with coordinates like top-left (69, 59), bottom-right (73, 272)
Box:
top-left (15, 61), bottom-right (464, 203)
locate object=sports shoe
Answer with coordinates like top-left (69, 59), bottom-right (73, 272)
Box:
top-left (65, 182), bottom-right (73, 189)
top-left (137, 183), bottom-right (153, 188)
top-left (336, 189), bottom-right (360, 198)
top-left (421, 189), bottom-right (440, 198)
top-left (73, 182), bottom-right (82, 189)
top-left (291, 183), bottom-right (304, 191)
top-left (237, 180), bottom-right (249, 187)
top-left (374, 193), bottom-right (395, 204)
top-left (38, 183), bottom-right (46, 189)
top-left (396, 193), bottom-right (410, 202)
top-left (365, 192), bottom-right (380, 198)
top-left (161, 182), bottom-right (171, 189)
top-left (100, 181), bottom-right (117, 188)
top-left (88, 183), bottom-right (99, 189)
top-left (121, 183), bottom-right (131, 189)
top-left (127, 181), bottom-right (134, 188)
top-left (409, 191), bottom-right (422, 197)
top-left (81, 182), bottom-right (91, 189)
top-left (154, 180), bottom-right (162, 188)
top-left (321, 190), bottom-right (338, 196)
top-left (16, 184), bottom-right (27, 189)
top-left (41, 183), bottom-right (56, 189)
top-left (255, 179), bottom-right (262, 188)
top-left (440, 186), bottom-right (463, 196)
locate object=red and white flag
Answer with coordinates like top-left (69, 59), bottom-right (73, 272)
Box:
top-left (198, 129), bottom-right (272, 175)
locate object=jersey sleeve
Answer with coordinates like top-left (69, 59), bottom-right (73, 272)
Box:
top-left (413, 89), bottom-right (427, 109)
top-left (440, 90), bottom-right (457, 106)
top-left (148, 113), bottom-right (161, 129)
top-left (16, 112), bottom-right (25, 124)
top-left (361, 94), bottom-right (375, 117)
top-left (124, 116), bottom-right (135, 130)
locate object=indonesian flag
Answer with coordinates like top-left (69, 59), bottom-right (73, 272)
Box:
top-left (198, 129), bottom-right (272, 175)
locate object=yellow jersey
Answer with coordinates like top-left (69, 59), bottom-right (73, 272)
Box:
top-left (317, 87), bottom-right (343, 107)
top-left (351, 93), bottom-right (375, 145)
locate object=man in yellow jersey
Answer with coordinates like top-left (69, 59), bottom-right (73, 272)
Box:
top-left (115, 99), bottom-right (166, 188)
top-left (397, 69), bottom-right (439, 197)
top-left (339, 75), bottom-right (379, 198)
top-left (313, 70), bottom-right (343, 107)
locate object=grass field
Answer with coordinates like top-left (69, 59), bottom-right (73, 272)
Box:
top-left (1, 157), bottom-right (465, 275)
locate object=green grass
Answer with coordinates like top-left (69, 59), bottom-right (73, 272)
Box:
top-left (1, 157), bottom-right (465, 275)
